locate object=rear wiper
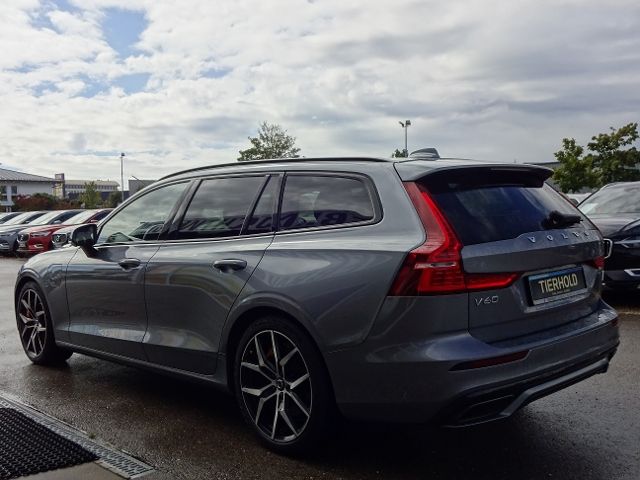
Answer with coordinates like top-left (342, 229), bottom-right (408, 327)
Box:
top-left (542, 210), bottom-right (582, 230)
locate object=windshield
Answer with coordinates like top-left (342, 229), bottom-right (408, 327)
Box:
top-left (26, 211), bottom-right (61, 225)
top-left (3, 212), bottom-right (44, 225)
top-left (63, 210), bottom-right (96, 225)
top-left (579, 184), bottom-right (640, 215)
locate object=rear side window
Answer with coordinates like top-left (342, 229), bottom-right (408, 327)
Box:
top-left (245, 176), bottom-right (278, 235)
top-left (279, 175), bottom-right (375, 231)
top-left (422, 171), bottom-right (584, 245)
top-left (177, 176), bottom-right (265, 239)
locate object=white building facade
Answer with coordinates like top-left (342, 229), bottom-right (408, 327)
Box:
top-left (0, 168), bottom-right (55, 211)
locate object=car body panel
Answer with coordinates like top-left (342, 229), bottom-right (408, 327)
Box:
top-left (65, 244), bottom-right (161, 360)
top-left (143, 235), bottom-right (274, 374)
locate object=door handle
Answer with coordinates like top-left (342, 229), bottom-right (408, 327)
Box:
top-left (118, 258), bottom-right (141, 269)
top-left (213, 259), bottom-right (247, 272)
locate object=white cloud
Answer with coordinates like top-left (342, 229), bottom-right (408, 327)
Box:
top-left (0, 0), bottom-right (638, 184)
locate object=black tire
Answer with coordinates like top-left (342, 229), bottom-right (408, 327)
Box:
top-left (16, 281), bottom-right (72, 365)
top-left (233, 315), bottom-right (334, 454)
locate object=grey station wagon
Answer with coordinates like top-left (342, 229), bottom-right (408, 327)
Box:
top-left (15, 155), bottom-right (619, 452)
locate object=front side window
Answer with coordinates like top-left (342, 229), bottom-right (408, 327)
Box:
top-left (177, 176), bottom-right (265, 240)
top-left (279, 175), bottom-right (375, 231)
top-left (98, 182), bottom-right (187, 244)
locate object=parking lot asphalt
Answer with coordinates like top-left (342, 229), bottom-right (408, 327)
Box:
top-left (0, 257), bottom-right (639, 480)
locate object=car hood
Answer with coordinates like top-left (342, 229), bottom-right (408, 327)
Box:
top-left (21, 224), bottom-right (69, 235)
top-left (0, 225), bottom-right (31, 235)
top-left (587, 214), bottom-right (640, 237)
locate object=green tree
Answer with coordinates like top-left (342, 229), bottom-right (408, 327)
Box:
top-left (106, 191), bottom-right (122, 208)
top-left (79, 182), bottom-right (101, 208)
top-left (553, 123), bottom-right (640, 192)
top-left (391, 148), bottom-right (407, 158)
top-left (238, 122), bottom-right (301, 161)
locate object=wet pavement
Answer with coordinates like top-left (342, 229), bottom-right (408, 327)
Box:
top-left (1, 257), bottom-right (639, 479)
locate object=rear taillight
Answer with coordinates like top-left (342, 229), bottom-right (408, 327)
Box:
top-left (591, 256), bottom-right (605, 269)
top-left (389, 182), bottom-right (519, 296)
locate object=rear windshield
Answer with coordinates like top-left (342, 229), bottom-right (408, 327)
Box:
top-left (421, 171), bottom-right (584, 245)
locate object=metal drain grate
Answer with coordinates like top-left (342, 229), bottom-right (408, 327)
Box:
top-left (0, 408), bottom-right (97, 480)
top-left (0, 395), bottom-right (154, 478)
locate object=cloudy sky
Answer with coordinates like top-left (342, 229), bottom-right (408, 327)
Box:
top-left (1, 0), bottom-right (639, 186)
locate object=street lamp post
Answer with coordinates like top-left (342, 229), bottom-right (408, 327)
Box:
top-left (398, 120), bottom-right (411, 157)
top-left (120, 152), bottom-right (125, 202)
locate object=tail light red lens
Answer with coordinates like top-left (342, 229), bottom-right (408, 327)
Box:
top-left (591, 256), bottom-right (605, 269)
top-left (389, 182), bottom-right (519, 296)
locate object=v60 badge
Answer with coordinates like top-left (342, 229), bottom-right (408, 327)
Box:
top-left (474, 295), bottom-right (499, 306)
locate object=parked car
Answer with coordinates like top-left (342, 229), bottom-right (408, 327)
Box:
top-left (15, 156), bottom-right (618, 453)
top-left (0, 211), bottom-right (48, 254)
top-left (50, 209), bottom-right (113, 250)
top-left (1, 210), bottom-right (81, 256)
top-left (579, 181), bottom-right (640, 290)
top-left (0, 212), bottom-right (22, 224)
top-left (17, 209), bottom-right (112, 255)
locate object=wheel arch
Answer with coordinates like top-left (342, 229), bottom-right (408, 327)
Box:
top-left (14, 273), bottom-right (40, 309)
top-left (223, 303), bottom-right (335, 399)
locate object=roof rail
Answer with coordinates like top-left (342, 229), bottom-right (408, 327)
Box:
top-left (159, 157), bottom-right (391, 180)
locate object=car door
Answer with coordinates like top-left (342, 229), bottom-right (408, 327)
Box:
top-left (142, 174), bottom-right (278, 374)
top-left (66, 181), bottom-right (191, 360)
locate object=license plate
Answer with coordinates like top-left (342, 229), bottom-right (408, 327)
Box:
top-left (528, 267), bottom-right (587, 305)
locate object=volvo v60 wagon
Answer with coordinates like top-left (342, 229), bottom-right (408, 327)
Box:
top-left (15, 156), bottom-right (619, 452)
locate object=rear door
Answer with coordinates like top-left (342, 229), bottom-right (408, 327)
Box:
top-left (411, 166), bottom-right (603, 343)
top-left (142, 174), bottom-right (279, 374)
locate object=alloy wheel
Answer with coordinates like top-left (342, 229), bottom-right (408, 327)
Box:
top-left (240, 330), bottom-right (312, 443)
top-left (18, 289), bottom-right (48, 358)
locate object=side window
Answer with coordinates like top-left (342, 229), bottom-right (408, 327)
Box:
top-left (245, 176), bottom-right (279, 235)
top-left (279, 175), bottom-right (375, 231)
top-left (97, 182), bottom-right (187, 244)
top-left (177, 176), bottom-right (265, 240)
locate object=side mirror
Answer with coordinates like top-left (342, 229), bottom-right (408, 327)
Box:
top-left (71, 223), bottom-right (98, 256)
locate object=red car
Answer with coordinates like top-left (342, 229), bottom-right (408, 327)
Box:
top-left (17, 209), bottom-right (112, 255)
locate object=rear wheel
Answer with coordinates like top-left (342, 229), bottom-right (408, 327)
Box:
top-left (234, 316), bottom-right (334, 453)
top-left (16, 282), bottom-right (72, 365)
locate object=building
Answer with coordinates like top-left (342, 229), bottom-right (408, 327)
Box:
top-left (53, 174), bottom-right (119, 200)
top-left (0, 167), bottom-right (55, 212)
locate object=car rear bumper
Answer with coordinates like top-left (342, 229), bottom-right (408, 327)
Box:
top-left (325, 304), bottom-right (619, 423)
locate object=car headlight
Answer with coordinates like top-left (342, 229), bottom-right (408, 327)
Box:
top-left (31, 232), bottom-right (51, 238)
top-left (53, 233), bottom-right (68, 243)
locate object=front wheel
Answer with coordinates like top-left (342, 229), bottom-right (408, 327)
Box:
top-left (234, 316), bottom-right (334, 454)
top-left (16, 282), bottom-right (72, 365)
